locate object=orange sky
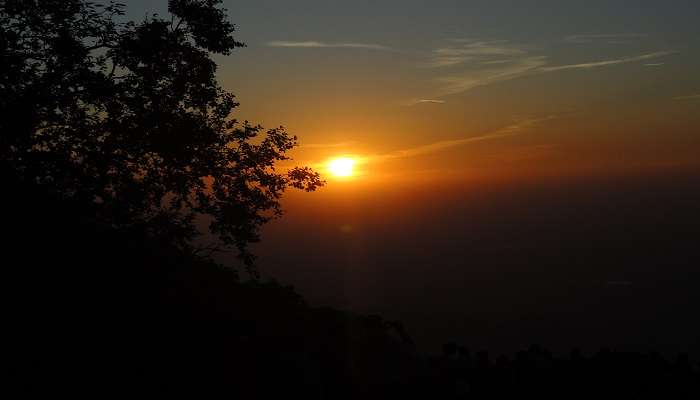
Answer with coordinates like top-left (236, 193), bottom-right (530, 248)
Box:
top-left (223, 41), bottom-right (700, 186)
top-left (124, 1), bottom-right (700, 187)
top-left (126, 0), bottom-right (700, 356)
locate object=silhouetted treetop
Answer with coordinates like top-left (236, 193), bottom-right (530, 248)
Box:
top-left (168, 0), bottom-right (243, 53)
top-left (0, 0), bottom-right (322, 273)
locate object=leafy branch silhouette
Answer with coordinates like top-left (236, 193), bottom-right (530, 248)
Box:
top-left (0, 0), bottom-right (323, 275)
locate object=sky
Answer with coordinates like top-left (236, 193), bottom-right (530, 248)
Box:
top-left (127, 0), bottom-right (700, 184)
top-left (124, 1), bottom-right (700, 355)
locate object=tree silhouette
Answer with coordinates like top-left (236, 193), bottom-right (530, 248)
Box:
top-left (0, 0), bottom-right (322, 273)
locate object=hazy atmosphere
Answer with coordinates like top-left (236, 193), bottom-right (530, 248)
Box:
top-left (176, 0), bottom-right (700, 354)
top-left (5, 0), bottom-right (700, 397)
top-left (116, 0), bottom-right (700, 355)
top-left (129, 0), bottom-right (700, 183)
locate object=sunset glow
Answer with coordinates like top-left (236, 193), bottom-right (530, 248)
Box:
top-left (327, 157), bottom-right (356, 178)
top-left (6, 0), bottom-right (700, 395)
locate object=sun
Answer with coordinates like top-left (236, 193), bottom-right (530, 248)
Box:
top-left (327, 157), bottom-right (356, 178)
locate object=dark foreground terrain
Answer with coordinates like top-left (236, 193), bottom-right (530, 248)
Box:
top-left (4, 170), bottom-right (699, 398)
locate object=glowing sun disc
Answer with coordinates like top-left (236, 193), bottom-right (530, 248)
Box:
top-left (328, 157), bottom-right (355, 177)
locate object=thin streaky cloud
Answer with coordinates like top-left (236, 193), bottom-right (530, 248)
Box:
top-left (419, 43), bottom-right (673, 100)
top-left (267, 41), bottom-right (388, 50)
top-left (428, 40), bottom-right (525, 67)
top-left (420, 39), bottom-right (548, 99)
top-left (415, 99), bottom-right (446, 104)
top-left (674, 94), bottom-right (700, 100)
top-left (541, 51), bottom-right (673, 72)
top-left (482, 60), bottom-right (513, 65)
top-left (436, 56), bottom-right (548, 97)
top-left (370, 116), bottom-right (556, 162)
top-left (376, 133), bottom-right (513, 160)
top-left (305, 116), bottom-right (558, 171)
top-left (644, 63), bottom-right (665, 67)
top-left (564, 33), bottom-right (647, 44)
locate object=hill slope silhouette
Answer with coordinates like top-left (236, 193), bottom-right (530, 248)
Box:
top-left (5, 168), bottom-right (700, 398)
top-left (2, 1), bottom-right (699, 398)
top-left (3, 167), bottom-right (416, 398)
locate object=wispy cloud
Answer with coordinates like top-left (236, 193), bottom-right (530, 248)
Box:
top-left (482, 60), bottom-right (513, 65)
top-left (644, 63), bottom-right (665, 67)
top-left (423, 39), bottom-right (548, 97)
top-left (304, 116), bottom-right (558, 172)
top-left (419, 38), bottom-right (674, 99)
top-left (369, 116), bottom-right (555, 162)
top-left (374, 132), bottom-right (514, 161)
top-left (674, 94), bottom-right (700, 100)
top-left (267, 40), bottom-right (388, 50)
top-left (428, 40), bottom-right (525, 67)
top-left (564, 33), bottom-right (647, 44)
top-left (541, 51), bottom-right (673, 72)
top-left (435, 56), bottom-right (548, 97)
top-left (414, 99), bottom-right (446, 104)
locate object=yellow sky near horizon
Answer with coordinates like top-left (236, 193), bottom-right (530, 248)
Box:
top-left (274, 99), bottom-right (700, 187)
